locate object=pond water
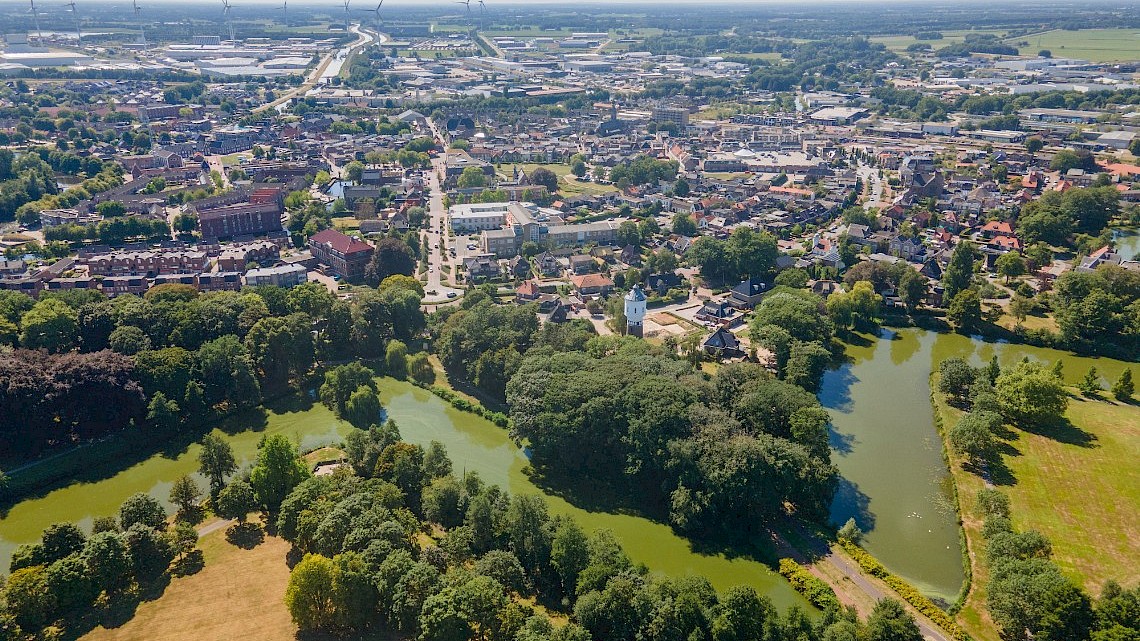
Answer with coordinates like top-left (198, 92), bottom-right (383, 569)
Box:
top-left (2, 332), bottom-right (1131, 606)
top-left (0, 381), bottom-right (810, 612)
top-left (1113, 228), bottom-right (1140, 260)
top-left (325, 180), bottom-right (352, 199)
top-left (0, 400), bottom-right (352, 571)
top-left (821, 327), bottom-right (1137, 605)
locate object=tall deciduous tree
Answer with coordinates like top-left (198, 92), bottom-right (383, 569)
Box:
top-left (249, 434), bottom-right (311, 510)
top-left (942, 242), bottom-right (975, 302)
top-left (199, 433), bottom-right (238, 495)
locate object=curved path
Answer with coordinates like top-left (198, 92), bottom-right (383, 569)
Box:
top-left (253, 24), bottom-right (385, 114)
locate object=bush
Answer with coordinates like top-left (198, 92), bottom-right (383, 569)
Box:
top-left (777, 558), bottom-right (840, 610)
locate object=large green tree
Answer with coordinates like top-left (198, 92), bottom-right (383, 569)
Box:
top-left (249, 434), bottom-right (312, 509)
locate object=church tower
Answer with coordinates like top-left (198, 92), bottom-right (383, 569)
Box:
top-left (624, 284), bottom-right (647, 338)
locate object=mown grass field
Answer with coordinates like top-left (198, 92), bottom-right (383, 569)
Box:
top-left (1010, 29), bottom-right (1140, 62)
top-left (80, 523), bottom-right (299, 641)
top-left (933, 378), bottom-right (1140, 641)
top-left (500, 162), bottom-right (618, 197)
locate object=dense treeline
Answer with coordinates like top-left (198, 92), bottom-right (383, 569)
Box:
top-left (274, 426), bottom-right (922, 641)
top-left (976, 489), bottom-right (1140, 641)
top-left (0, 278), bottom-right (424, 458)
top-left (1, 492), bottom-right (199, 639)
top-left (433, 291), bottom-right (598, 400)
top-left (506, 341), bottom-right (837, 536)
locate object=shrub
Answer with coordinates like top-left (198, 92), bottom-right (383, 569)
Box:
top-left (778, 558), bottom-right (840, 610)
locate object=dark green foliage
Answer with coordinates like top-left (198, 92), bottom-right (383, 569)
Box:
top-left (118, 493), bottom-right (167, 530)
top-left (506, 350), bottom-right (836, 535)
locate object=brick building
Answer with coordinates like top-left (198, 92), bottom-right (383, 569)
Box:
top-left (308, 229), bottom-right (374, 282)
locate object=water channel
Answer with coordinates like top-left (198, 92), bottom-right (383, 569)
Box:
top-left (1, 331), bottom-right (1134, 609)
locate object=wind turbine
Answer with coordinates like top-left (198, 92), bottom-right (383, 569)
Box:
top-left (221, 0), bottom-right (235, 43)
top-left (362, 0), bottom-right (382, 30)
top-left (278, 0), bottom-right (287, 29)
top-left (455, 0), bottom-right (471, 25)
top-left (342, 0), bottom-right (351, 33)
top-left (478, 0), bottom-right (486, 28)
top-left (132, 0), bottom-right (146, 47)
top-left (27, 0), bottom-right (42, 43)
top-left (65, 1), bottom-right (82, 45)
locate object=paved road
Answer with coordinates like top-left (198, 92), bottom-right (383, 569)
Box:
top-left (253, 24), bottom-right (384, 114)
top-left (196, 518), bottom-right (234, 537)
top-left (422, 161), bottom-right (464, 304)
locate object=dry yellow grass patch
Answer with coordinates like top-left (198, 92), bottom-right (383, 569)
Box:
top-left (81, 526), bottom-right (296, 641)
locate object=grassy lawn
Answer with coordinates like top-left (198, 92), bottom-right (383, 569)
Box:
top-left (81, 522), bottom-right (297, 641)
top-left (303, 446), bottom-right (345, 467)
top-left (1008, 28), bottom-right (1140, 62)
top-left (500, 163), bottom-right (618, 197)
top-left (332, 216), bottom-right (361, 230)
top-left (932, 377), bottom-right (1140, 641)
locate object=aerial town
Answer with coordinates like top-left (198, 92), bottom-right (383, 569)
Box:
top-left (0, 2), bottom-right (1137, 641)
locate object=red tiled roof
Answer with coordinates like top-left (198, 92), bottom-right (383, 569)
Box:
top-left (309, 229), bottom-right (374, 255)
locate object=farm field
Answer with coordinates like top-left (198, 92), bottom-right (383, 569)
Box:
top-left (1010, 28), bottom-right (1140, 62)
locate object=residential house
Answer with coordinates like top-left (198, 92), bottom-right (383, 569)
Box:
top-left (464, 255), bottom-right (501, 282)
top-left (702, 327), bottom-right (744, 358)
top-left (308, 229), bottom-right (375, 282)
top-left (727, 278), bottom-right (767, 309)
top-left (569, 273), bottom-right (613, 296)
top-left (696, 300), bottom-right (736, 324)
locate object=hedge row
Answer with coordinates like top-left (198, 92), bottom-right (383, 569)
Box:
top-left (413, 382), bottom-right (510, 428)
top-left (777, 558), bottom-right (840, 611)
top-left (928, 379), bottom-right (973, 616)
top-left (838, 538), bottom-right (971, 641)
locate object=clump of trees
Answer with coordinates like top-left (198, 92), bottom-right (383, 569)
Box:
top-left (749, 286), bottom-right (835, 392)
top-left (0, 492), bottom-right (199, 638)
top-left (1017, 186), bottom-right (1119, 246)
top-left (276, 426), bottom-right (918, 641)
top-left (433, 293), bottom-right (597, 399)
top-left (506, 343), bottom-right (837, 537)
top-left (0, 279), bottom-right (425, 479)
top-left (1049, 264), bottom-right (1140, 353)
top-left (978, 488), bottom-right (1138, 641)
top-left (686, 227), bottom-right (779, 284)
top-left (938, 356), bottom-right (1070, 474)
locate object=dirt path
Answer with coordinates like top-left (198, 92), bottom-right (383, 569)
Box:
top-left (772, 530), bottom-right (953, 641)
top-left (196, 519), bottom-right (234, 537)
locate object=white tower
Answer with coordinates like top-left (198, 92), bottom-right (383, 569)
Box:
top-left (624, 284), bottom-right (647, 338)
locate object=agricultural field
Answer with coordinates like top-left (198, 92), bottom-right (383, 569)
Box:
top-left (1009, 28), bottom-right (1140, 62)
top-left (871, 29), bottom-right (1007, 53)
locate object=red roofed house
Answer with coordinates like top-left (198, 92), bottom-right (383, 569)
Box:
top-left (308, 229), bottom-right (374, 282)
top-left (570, 273), bottom-right (614, 296)
top-left (989, 235), bottom-right (1022, 252)
top-left (980, 220), bottom-right (1014, 238)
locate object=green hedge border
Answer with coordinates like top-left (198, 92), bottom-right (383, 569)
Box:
top-left (838, 538), bottom-right (972, 641)
top-left (777, 558), bottom-right (841, 611)
top-left (411, 381), bottom-right (510, 428)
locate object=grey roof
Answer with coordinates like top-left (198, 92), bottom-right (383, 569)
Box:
top-left (624, 284), bottom-right (646, 302)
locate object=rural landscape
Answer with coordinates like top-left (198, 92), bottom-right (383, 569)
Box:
top-left (0, 0), bottom-right (1138, 640)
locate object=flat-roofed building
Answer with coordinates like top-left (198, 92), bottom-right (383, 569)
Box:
top-left (478, 201), bottom-right (618, 256)
top-left (243, 263), bottom-right (308, 288)
top-left (448, 203), bottom-right (510, 232)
